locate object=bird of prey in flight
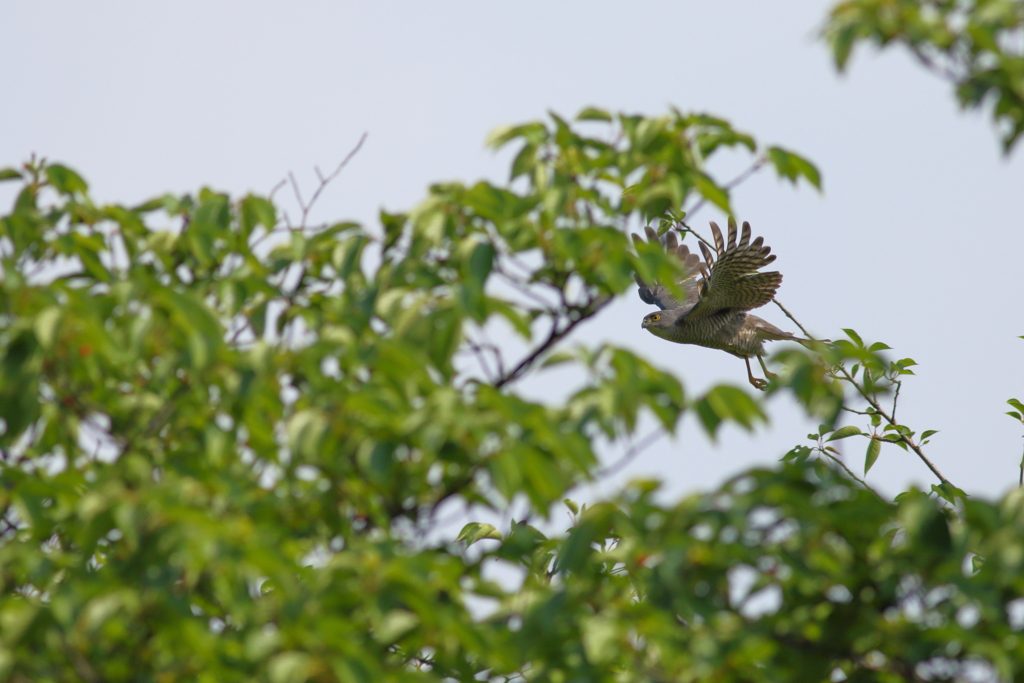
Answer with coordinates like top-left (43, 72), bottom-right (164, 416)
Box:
top-left (634, 218), bottom-right (808, 390)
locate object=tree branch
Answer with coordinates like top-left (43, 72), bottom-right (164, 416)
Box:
top-left (684, 155), bottom-right (768, 220)
top-left (820, 449), bottom-right (886, 502)
top-left (593, 429), bottom-right (665, 481)
top-left (494, 296), bottom-right (612, 389)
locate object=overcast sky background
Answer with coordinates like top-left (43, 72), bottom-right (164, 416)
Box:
top-left (2, 1), bottom-right (1022, 507)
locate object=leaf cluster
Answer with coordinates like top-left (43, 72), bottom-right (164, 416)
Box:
top-left (0, 110), bottom-right (819, 681)
top-left (824, 0), bottom-right (1024, 151)
top-left (460, 459), bottom-right (1024, 682)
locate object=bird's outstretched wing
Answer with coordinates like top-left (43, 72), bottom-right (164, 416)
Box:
top-left (631, 225), bottom-right (705, 311)
top-left (683, 218), bottom-right (782, 322)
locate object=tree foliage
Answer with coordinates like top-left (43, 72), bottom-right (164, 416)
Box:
top-left (1, 2), bottom-right (1023, 681)
top-left (824, 0), bottom-right (1024, 151)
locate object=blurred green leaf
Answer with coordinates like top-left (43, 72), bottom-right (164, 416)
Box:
top-left (826, 425), bottom-right (862, 441)
top-left (45, 164), bottom-right (88, 194)
top-left (864, 436), bottom-right (881, 474)
top-left (766, 147), bottom-right (823, 190)
top-left (695, 385), bottom-right (766, 437)
top-left (456, 522), bottom-right (502, 546)
top-left (576, 106), bottom-right (613, 122)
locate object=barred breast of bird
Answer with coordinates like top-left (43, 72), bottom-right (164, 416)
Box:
top-left (663, 311), bottom-right (767, 359)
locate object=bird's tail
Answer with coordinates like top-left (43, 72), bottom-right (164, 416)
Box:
top-left (749, 316), bottom-right (829, 344)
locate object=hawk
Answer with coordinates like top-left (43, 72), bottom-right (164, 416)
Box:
top-left (633, 218), bottom-right (809, 390)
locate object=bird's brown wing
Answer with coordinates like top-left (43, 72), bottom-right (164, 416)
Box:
top-left (683, 218), bottom-right (782, 322)
top-left (631, 225), bottom-right (705, 311)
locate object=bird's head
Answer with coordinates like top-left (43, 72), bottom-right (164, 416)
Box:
top-left (641, 310), bottom-right (674, 339)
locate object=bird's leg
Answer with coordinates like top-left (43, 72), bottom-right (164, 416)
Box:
top-left (745, 358), bottom-right (768, 391)
top-left (756, 355), bottom-right (777, 381)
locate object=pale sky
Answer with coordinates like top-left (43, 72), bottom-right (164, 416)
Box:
top-left (3, 1), bottom-right (1022, 504)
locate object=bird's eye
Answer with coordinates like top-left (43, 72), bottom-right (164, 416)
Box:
top-left (652, 314), bottom-right (660, 321)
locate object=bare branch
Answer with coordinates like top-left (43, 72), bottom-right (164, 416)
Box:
top-left (677, 220), bottom-right (716, 252)
top-left (908, 45), bottom-right (962, 83)
top-left (494, 265), bottom-right (559, 314)
top-left (892, 379), bottom-right (902, 423)
top-left (494, 296), bottom-right (612, 389)
top-left (268, 178), bottom-right (287, 202)
top-left (301, 132), bottom-right (368, 227)
top-left (684, 155), bottom-right (768, 220)
top-left (288, 171), bottom-right (306, 217)
top-left (820, 449), bottom-right (887, 502)
top-left (594, 429), bottom-right (665, 481)
top-left (463, 336), bottom-right (497, 384)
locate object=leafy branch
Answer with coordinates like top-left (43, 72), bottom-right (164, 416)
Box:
top-left (773, 299), bottom-right (955, 491)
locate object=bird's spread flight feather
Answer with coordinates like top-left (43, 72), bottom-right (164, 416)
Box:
top-left (684, 219), bottom-right (782, 322)
top-left (631, 225), bottom-right (705, 311)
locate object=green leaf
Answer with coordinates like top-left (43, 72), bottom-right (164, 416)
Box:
top-left (0, 168), bottom-right (21, 182)
top-left (826, 425), bottom-right (863, 441)
top-left (541, 351), bottom-right (575, 368)
top-left (268, 652), bottom-right (313, 683)
top-left (695, 385), bottom-right (765, 437)
top-left (864, 437), bottom-right (881, 474)
top-left (45, 164), bottom-right (88, 194)
top-left (32, 307), bottom-right (62, 350)
top-left (467, 242), bottom-right (496, 286)
top-left (842, 328), bottom-right (864, 347)
top-left (690, 172), bottom-right (731, 213)
top-left (577, 106), bottom-right (613, 122)
top-left (240, 194), bottom-right (278, 238)
top-left (456, 522), bottom-right (502, 546)
top-left (766, 147), bottom-right (822, 190)
top-left (554, 519), bottom-right (599, 574)
top-left (931, 483), bottom-right (967, 504)
top-left (782, 445), bottom-right (813, 462)
top-left (374, 610), bottom-right (419, 645)
top-left (510, 142), bottom-right (536, 180)
top-left (485, 121), bottom-right (548, 150)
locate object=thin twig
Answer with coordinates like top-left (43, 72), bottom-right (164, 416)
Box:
top-left (494, 266), bottom-right (560, 313)
top-left (268, 178), bottom-right (287, 202)
top-left (593, 429), bottom-right (665, 480)
top-left (820, 450), bottom-right (886, 502)
top-left (772, 299), bottom-right (814, 339)
top-left (287, 171), bottom-right (305, 217)
top-left (841, 406), bottom-right (873, 417)
top-left (478, 329), bottom-right (506, 379)
top-left (909, 45), bottom-right (962, 83)
top-left (464, 337), bottom-right (497, 383)
top-left (300, 132), bottom-right (368, 227)
top-left (839, 368), bottom-right (949, 486)
top-left (677, 220), bottom-right (716, 251)
top-left (892, 379), bottom-right (902, 423)
top-left (1018, 440), bottom-right (1023, 487)
top-left (684, 155), bottom-right (768, 219)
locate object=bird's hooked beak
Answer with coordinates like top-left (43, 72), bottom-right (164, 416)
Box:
top-left (641, 319), bottom-right (649, 330)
